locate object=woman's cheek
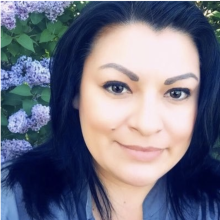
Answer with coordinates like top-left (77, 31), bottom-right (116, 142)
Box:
top-left (164, 105), bottom-right (197, 143)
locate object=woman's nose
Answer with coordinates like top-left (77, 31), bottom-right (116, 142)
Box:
top-left (128, 96), bottom-right (163, 137)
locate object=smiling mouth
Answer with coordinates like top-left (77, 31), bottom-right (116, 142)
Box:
top-left (119, 143), bottom-right (163, 152)
top-left (117, 142), bottom-right (164, 161)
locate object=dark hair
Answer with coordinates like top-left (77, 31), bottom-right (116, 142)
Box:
top-left (3, 2), bottom-right (220, 220)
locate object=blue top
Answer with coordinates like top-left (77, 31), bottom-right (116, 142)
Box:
top-left (1, 175), bottom-right (219, 220)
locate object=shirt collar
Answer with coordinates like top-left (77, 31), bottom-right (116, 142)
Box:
top-left (143, 175), bottom-right (167, 219)
top-left (85, 176), bottom-right (167, 220)
top-left (86, 186), bottom-right (94, 220)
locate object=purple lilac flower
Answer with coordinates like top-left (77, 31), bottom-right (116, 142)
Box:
top-left (1, 1), bottom-right (72, 30)
top-left (1, 69), bottom-right (24, 90)
top-left (17, 55), bottom-right (33, 66)
top-left (24, 60), bottom-right (50, 87)
top-left (14, 1), bottom-right (35, 20)
top-left (42, 2), bottom-right (71, 22)
top-left (1, 56), bottom-right (51, 90)
top-left (7, 104), bottom-right (50, 134)
top-left (40, 58), bottom-right (50, 68)
top-left (1, 1), bottom-right (16, 30)
top-left (8, 109), bottom-right (30, 134)
top-left (29, 104), bottom-right (50, 131)
top-left (1, 56), bottom-right (32, 91)
top-left (1, 139), bottom-right (32, 163)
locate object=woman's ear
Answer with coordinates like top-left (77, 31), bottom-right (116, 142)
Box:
top-left (72, 95), bottom-right (79, 109)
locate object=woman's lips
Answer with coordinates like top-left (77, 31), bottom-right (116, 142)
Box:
top-left (118, 143), bottom-right (164, 161)
top-left (122, 145), bottom-right (162, 152)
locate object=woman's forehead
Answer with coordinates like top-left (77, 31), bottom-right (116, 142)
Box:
top-left (84, 23), bottom-right (200, 81)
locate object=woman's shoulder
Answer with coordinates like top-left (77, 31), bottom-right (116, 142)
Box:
top-left (182, 193), bottom-right (220, 220)
top-left (1, 148), bottom-right (60, 219)
top-left (1, 163), bottom-right (91, 220)
top-left (2, 164), bottom-right (19, 220)
top-left (1, 144), bottom-right (65, 197)
top-left (2, 172), bottom-right (31, 220)
top-left (187, 158), bottom-right (220, 219)
top-left (1, 180), bottom-right (79, 220)
top-left (1, 151), bottom-right (93, 220)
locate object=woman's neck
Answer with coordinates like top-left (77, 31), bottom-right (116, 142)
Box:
top-left (92, 172), bottom-right (157, 220)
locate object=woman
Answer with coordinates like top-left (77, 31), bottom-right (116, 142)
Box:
top-left (2, 2), bottom-right (220, 220)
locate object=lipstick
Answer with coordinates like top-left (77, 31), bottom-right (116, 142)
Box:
top-left (118, 143), bottom-right (164, 161)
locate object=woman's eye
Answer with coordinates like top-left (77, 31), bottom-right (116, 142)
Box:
top-left (165, 88), bottom-right (191, 100)
top-left (103, 81), bottom-right (131, 95)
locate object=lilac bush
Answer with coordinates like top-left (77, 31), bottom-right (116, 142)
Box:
top-left (1, 1), bottom-right (16, 30)
top-left (1, 139), bottom-right (32, 163)
top-left (1, 1), bottom-right (72, 30)
top-left (40, 58), bottom-right (50, 68)
top-left (7, 104), bottom-right (50, 133)
top-left (25, 60), bottom-right (50, 87)
top-left (3, 104), bottom-right (50, 163)
top-left (1, 1), bottom-right (87, 163)
top-left (14, 1), bottom-right (34, 21)
top-left (16, 55), bottom-right (33, 67)
top-left (1, 56), bottom-right (50, 90)
top-left (1, 69), bottom-right (24, 90)
top-left (7, 109), bottom-right (30, 134)
top-left (29, 104), bottom-right (50, 131)
top-left (37, 2), bottom-right (72, 22)
top-left (2, 55), bottom-right (51, 162)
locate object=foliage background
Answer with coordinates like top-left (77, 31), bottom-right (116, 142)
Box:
top-left (1, 1), bottom-right (220, 161)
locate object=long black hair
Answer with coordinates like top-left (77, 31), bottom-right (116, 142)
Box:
top-left (3, 2), bottom-right (220, 220)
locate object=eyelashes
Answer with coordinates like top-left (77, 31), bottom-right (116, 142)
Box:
top-left (103, 80), bottom-right (191, 100)
top-left (164, 88), bottom-right (191, 101)
top-left (103, 81), bottom-right (131, 95)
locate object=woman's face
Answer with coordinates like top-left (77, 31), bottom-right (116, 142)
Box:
top-left (76, 23), bottom-right (200, 187)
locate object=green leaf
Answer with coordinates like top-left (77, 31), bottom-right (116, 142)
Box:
top-left (13, 133), bottom-right (26, 140)
top-left (2, 93), bottom-right (22, 106)
top-left (27, 131), bottom-right (39, 142)
top-left (59, 13), bottom-right (71, 23)
top-left (47, 21), bottom-right (63, 35)
top-left (7, 42), bottom-right (20, 57)
top-left (11, 56), bottom-right (18, 64)
top-left (1, 126), bottom-right (11, 138)
top-left (22, 99), bottom-right (37, 115)
top-left (20, 19), bottom-right (28, 26)
top-left (210, 11), bottom-right (220, 18)
top-left (1, 33), bottom-right (12, 48)
top-left (33, 33), bottom-right (41, 42)
top-left (30, 13), bottom-right (44, 25)
top-left (12, 20), bottom-right (24, 34)
top-left (37, 20), bottom-right (47, 31)
top-left (18, 46), bottom-right (33, 57)
top-left (1, 113), bottom-right (8, 126)
top-left (31, 86), bottom-right (44, 95)
top-left (16, 34), bottom-right (35, 52)
top-left (39, 126), bottom-right (47, 135)
top-left (39, 29), bottom-right (55, 43)
top-left (1, 51), bottom-right (8, 62)
top-left (58, 26), bottom-right (68, 38)
top-left (41, 88), bottom-right (51, 102)
top-left (10, 84), bottom-right (32, 96)
top-left (48, 41), bottom-right (57, 53)
top-left (76, 2), bottom-right (86, 11)
top-left (3, 106), bottom-right (15, 117)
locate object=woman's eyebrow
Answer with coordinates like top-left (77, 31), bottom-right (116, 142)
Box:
top-left (164, 73), bottom-right (199, 85)
top-left (99, 63), bottom-right (139, 81)
top-left (99, 63), bottom-right (199, 85)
